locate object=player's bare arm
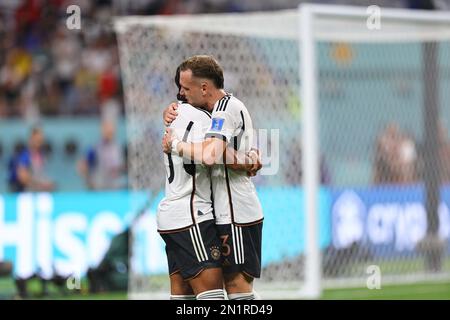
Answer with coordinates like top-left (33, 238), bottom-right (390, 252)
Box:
top-left (225, 147), bottom-right (262, 177)
top-left (162, 128), bottom-right (261, 175)
top-left (162, 105), bottom-right (262, 175)
top-left (163, 127), bottom-right (226, 165)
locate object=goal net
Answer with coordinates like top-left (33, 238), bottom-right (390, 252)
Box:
top-left (115, 4), bottom-right (450, 299)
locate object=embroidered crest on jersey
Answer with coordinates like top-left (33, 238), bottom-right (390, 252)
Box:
top-left (210, 245), bottom-right (222, 260)
top-left (210, 118), bottom-right (224, 132)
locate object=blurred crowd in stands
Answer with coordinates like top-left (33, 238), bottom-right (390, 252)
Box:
top-left (0, 0), bottom-right (438, 120)
top-left (0, 0), bottom-right (125, 121)
top-left (1, 0), bottom-right (450, 194)
top-left (0, 0), bottom-right (324, 121)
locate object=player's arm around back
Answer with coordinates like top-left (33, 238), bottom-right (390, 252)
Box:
top-left (163, 130), bottom-right (227, 166)
top-left (224, 147), bottom-right (262, 176)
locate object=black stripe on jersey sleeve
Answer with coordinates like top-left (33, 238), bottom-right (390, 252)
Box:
top-left (221, 96), bottom-right (230, 111)
top-left (183, 121), bottom-right (194, 141)
top-left (216, 95), bottom-right (230, 112)
top-left (183, 121), bottom-right (196, 176)
top-left (240, 110), bottom-right (245, 130)
top-left (205, 133), bottom-right (227, 141)
top-left (216, 99), bottom-right (224, 112)
top-left (167, 153), bottom-right (175, 183)
top-left (233, 110), bottom-right (246, 151)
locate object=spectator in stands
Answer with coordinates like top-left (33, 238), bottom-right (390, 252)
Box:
top-left (373, 122), bottom-right (401, 184)
top-left (77, 120), bottom-right (125, 190)
top-left (7, 126), bottom-right (55, 192)
top-left (373, 122), bottom-right (419, 185)
top-left (396, 131), bottom-right (419, 184)
top-left (0, 46), bottom-right (32, 117)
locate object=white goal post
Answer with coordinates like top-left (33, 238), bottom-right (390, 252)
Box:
top-left (115, 4), bottom-right (450, 300)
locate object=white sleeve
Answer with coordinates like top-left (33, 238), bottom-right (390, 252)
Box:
top-left (205, 108), bottom-right (238, 143)
top-left (190, 120), bottom-right (210, 142)
top-left (169, 115), bottom-right (189, 142)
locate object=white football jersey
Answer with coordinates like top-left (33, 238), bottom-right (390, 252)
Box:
top-left (205, 94), bottom-right (264, 225)
top-left (157, 102), bottom-right (214, 232)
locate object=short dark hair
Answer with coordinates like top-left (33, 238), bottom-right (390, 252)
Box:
top-left (174, 65), bottom-right (181, 91)
top-left (174, 65), bottom-right (187, 102)
top-left (179, 55), bottom-right (224, 89)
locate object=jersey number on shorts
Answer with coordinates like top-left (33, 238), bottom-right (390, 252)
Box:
top-left (220, 234), bottom-right (231, 257)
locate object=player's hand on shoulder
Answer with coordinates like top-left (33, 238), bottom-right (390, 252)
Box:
top-left (163, 102), bottom-right (179, 126)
